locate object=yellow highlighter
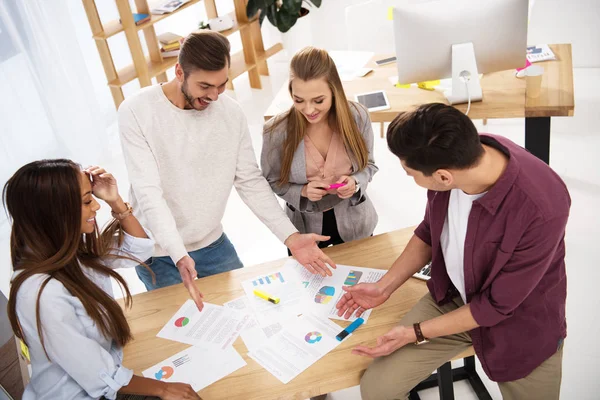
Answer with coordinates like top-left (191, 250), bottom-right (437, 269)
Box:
top-left (253, 289), bottom-right (280, 304)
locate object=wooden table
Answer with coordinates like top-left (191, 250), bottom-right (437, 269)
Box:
top-left (264, 44), bottom-right (575, 165)
top-left (121, 227), bottom-right (427, 399)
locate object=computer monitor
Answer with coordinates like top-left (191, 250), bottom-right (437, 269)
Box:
top-left (392, 0), bottom-right (529, 105)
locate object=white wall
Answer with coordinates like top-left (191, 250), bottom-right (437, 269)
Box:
top-left (529, 0), bottom-right (600, 67)
top-left (276, 0), bottom-right (600, 67)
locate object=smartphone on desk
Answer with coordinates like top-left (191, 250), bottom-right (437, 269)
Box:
top-left (375, 56), bottom-right (397, 66)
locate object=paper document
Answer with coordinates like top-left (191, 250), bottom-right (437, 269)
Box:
top-left (224, 296), bottom-right (284, 352)
top-left (282, 260), bottom-right (386, 323)
top-left (526, 44), bottom-right (556, 63)
top-left (241, 270), bottom-right (306, 325)
top-left (151, 0), bottom-right (190, 14)
top-left (142, 345), bottom-right (246, 391)
top-left (329, 51), bottom-right (374, 81)
top-left (157, 301), bottom-right (250, 349)
top-left (248, 314), bottom-right (344, 384)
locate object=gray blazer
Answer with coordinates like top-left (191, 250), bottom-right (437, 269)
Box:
top-left (261, 102), bottom-right (378, 243)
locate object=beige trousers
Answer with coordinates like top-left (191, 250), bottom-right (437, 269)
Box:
top-left (360, 294), bottom-right (563, 400)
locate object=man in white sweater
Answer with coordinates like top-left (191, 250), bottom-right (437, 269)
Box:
top-left (118, 31), bottom-right (335, 310)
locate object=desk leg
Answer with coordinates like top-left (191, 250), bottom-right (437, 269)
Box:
top-left (525, 117), bottom-right (551, 164)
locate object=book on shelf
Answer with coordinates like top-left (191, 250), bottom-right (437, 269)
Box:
top-left (157, 32), bottom-right (184, 45)
top-left (161, 41), bottom-right (181, 51)
top-left (151, 0), bottom-right (190, 15)
top-left (161, 49), bottom-right (180, 58)
top-left (120, 13), bottom-right (151, 26)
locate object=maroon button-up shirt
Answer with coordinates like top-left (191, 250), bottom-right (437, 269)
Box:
top-left (414, 134), bottom-right (570, 382)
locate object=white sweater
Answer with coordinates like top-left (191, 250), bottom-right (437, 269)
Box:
top-left (118, 85), bottom-right (297, 264)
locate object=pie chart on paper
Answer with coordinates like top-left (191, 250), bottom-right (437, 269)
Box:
top-left (174, 317), bottom-right (189, 328)
top-left (314, 286), bottom-right (335, 304)
top-left (154, 366), bottom-right (174, 380)
top-left (305, 331), bottom-right (323, 344)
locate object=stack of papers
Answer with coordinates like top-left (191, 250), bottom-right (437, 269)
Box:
top-left (146, 301), bottom-right (251, 391)
top-left (146, 261), bottom-right (387, 388)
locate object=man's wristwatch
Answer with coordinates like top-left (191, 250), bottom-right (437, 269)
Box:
top-left (111, 202), bottom-right (133, 221)
top-left (413, 322), bottom-right (429, 345)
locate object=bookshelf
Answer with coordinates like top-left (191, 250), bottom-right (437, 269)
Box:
top-left (82, 0), bottom-right (283, 109)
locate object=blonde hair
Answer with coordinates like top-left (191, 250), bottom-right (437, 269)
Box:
top-left (266, 46), bottom-right (368, 185)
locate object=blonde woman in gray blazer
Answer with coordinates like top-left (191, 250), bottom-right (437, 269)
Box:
top-left (261, 47), bottom-right (378, 254)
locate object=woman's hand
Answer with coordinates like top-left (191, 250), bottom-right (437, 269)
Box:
top-left (85, 166), bottom-right (120, 204)
top-left (335, 176), bottom-right (356, 199)
top-left (302, 180), bottom-right (330, 201)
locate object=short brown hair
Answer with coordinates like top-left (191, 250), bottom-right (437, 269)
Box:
top-left (387, 103), bottom-right (484, 176)
top-left (178, 31), bottom-right (231, 76)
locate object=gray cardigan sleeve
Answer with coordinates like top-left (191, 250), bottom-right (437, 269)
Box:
top-left (349, 102), bottom-right (378, 205)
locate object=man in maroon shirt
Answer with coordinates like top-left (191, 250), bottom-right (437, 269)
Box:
top-left (336, 103), bottom-right (570, 400)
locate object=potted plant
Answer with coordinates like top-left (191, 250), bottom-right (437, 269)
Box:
top-left (246, 0), bottom-right (322, 33)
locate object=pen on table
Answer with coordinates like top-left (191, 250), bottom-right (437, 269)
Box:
top-left (253, 289), bottom-right (280, 304)
top-left (336, 317), bottom-right (365, 341)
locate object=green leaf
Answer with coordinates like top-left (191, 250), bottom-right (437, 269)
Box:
top-left (246, 0), bottom-right (260, 18)
top-left (276, 8), bottom-right (299, 32)
top-left (266, 3), bottom-right (278, 27)
top-left (309, 0), bottom-right (322, 7)
top-left (281, 0), bottom-right (303, 14)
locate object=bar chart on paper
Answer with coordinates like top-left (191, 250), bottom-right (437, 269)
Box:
top-left (252, 272), bottom-right (286, 286)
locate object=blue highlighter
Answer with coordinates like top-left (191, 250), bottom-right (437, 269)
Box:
top-left (336, 317), bottom-right (365, 341)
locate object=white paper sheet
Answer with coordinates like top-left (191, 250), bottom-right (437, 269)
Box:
top-left (282, 260), bottom-right (387, 323)
top-left (248, 314), bottom-right (344, 384)
top-left (142, 345), bottom-right (246, 391)
top-left (329, 51), bottom-right (374, 81)
top-left (157, 301), bottom-right (250, 349)
top-left (223, 296), bottom-right (284, 352)
top-left (241, 270), bottom-right (306, 325)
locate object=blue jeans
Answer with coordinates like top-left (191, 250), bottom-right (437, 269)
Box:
top-left (135, 233), bottom-right (243, 291)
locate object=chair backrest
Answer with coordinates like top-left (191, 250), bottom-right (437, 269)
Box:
top-left (0, 290), bottom-right (29, 400)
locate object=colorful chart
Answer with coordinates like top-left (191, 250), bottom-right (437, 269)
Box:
top-left (314, 286), bottom-right (335, 304)
top-left (174, 317), bottom-right (189, 328)
top-left (305, 331), bottom-right (323, 344)
top-left (252, 272), bottom-right (285, 286)
top-left (154, 366), bottom-right (174, 380)
top-left (344, 271), bottom-right (363, 286)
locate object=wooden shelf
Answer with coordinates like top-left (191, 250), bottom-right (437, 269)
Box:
top-left (257, 43), bottom-right (284, 62)
top-left (220, 12), bottom-right (259, 36)
top-left (86, 0), bottom-right (280, 107)
top-left (109, 17), bottom-right (270, 88)
top-left (93, 1), bottom-right (258, 41)
top-left (93, 0), bottom-right (203, 40)
top-left (229, 51), bottom-right (255, 80)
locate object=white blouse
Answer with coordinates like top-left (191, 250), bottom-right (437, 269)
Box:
top-left (14, 232), bottom-right (154, 400)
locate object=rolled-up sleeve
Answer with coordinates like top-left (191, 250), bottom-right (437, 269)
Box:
top-left (20, 281), bottom-right (134, 399)
top-left (470, 214), bottom-right (569, 327)
top-left (349, 102), bottom-right (378, 204)
top-left (107, 230), bottom-right (155, 269)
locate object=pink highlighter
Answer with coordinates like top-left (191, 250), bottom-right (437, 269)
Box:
top-left (329, 182), bottom-right (347, 190)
